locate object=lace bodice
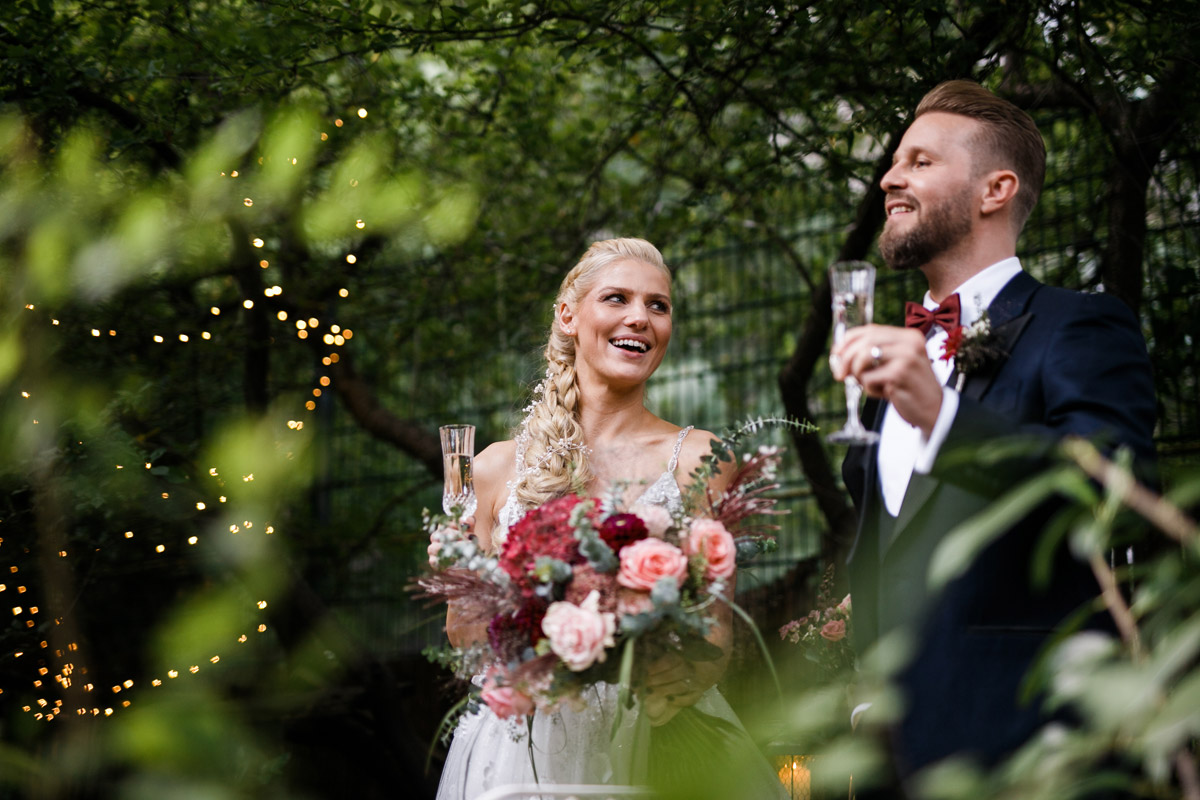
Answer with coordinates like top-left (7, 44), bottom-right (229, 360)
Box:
top-left (495, 426), bottom-right (694, 542)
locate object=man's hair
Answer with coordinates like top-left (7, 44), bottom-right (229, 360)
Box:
top-left (915, 80), bottom-right (1046, 230)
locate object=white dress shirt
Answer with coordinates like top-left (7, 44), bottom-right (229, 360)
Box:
top-left (877, 257), bottom-right (1023, 516)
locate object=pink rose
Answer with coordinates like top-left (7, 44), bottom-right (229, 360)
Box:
top-left (617, 587), bottom-right (654, 617)
top-left (685, 518), bottom-right (736, 580)
top-left (541, 590), bottom-right (617, 672)
top-left (820, 619), bottom-right (846, 642)
top-left (838, 594), bottom-right (852, 613)
top-left (617, 538), bottom-right (689, 591)
top-left (481, 666), bottom-right (534, 719)
top-left (629, 503), bottom-right (674, 539)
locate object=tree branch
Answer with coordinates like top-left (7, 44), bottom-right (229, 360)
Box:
top-left (778, 135), bottom-right (896, 563)
top-left (328, 352), bottom-right (442, 479)
top-left (1062, 438), bottom-right (1197, 545)
top-left (228, 219), bottom-right (272, 415)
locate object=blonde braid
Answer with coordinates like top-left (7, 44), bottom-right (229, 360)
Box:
top-left (513, 237), bottom-right (670, 508)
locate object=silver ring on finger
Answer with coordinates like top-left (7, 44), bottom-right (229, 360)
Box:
top-left (870, 345), bottom-right (883, 368)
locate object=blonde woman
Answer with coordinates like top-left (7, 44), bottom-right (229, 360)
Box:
top-left (432, 238), bottom-right (786, 799)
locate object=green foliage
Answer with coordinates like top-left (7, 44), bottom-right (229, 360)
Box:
top-left (772, 448), bottom-right (1200, 800)
top-left (1, 0), bottom-right (1198, 796)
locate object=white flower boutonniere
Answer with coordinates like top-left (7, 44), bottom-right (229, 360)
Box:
top-left (940, 310), bottom-right (1007, 391)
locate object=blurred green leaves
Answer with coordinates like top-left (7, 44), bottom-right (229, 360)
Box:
top-left (780, 442), bottom-right (1199, 800)
top-left (0, 32), bottom-right (471, 793)
top-left (928, 461), bottom-right (1095, 591)
top-left (110, 688), bottom-right (273, 797)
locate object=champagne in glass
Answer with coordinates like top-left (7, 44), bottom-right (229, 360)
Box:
top-left (439, 424), bottom-right (477, 517)
top-left (826, 261), bottom-right (881, 445)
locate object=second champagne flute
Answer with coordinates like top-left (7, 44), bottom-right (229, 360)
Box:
top-left (439, 424), bottom-right (477, 518)
top-left (826, 261), bottom-right (881, 445)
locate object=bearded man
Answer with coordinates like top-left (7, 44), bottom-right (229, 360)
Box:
top-left (833, 80), bottom-right (1156, 795)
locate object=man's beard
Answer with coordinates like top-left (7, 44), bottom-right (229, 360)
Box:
top-left (879, 188), bottom-right (974, 272)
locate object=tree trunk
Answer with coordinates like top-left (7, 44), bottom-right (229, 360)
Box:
top-left (778, 142), bottom-right (895, 567)
top-left (1098, 76), bottom-right (1184, 316)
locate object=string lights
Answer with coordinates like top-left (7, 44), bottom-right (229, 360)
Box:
top-left (5, 107), bottom-right (373, 723)
top-left (3, 459), bottom-right (283, 720)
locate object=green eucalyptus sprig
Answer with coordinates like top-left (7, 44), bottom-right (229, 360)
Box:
top-left (689, 416), bottom-right (813, 485)
top-left (682, 416), bottom-right (813, 546)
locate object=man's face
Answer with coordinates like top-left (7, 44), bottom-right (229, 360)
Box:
top-left (878, 112), bottom-right (981, 272)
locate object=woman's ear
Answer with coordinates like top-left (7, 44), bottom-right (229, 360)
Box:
top-left (980, 169), bottom-right (1019, 216)
top-left (557, 302), bottom-right (576, 336)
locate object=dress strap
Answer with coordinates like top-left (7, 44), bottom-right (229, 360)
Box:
top-left (667, 426), bottom-right (694, 472)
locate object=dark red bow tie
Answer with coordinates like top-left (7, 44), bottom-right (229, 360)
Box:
top-left (905, 293), bottom-right (961, 335)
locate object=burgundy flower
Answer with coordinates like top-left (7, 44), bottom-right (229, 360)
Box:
top-left (499, 495), bottom-right (590, 593)
top-left (488, 598), bottom-right (548, 662)
top-left (598, 513), bottom-right (649, 553)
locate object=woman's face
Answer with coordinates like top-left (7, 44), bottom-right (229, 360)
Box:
top-left (561, 258), bottom-right (673, 390)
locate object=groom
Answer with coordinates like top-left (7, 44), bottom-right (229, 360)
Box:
top-left (833, 80), bottom-right (1157, 790)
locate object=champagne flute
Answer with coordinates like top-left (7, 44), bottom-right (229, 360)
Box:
top-left (826, 261), bottom-right (881, 445)
top-left (439, 424), bottom-right (477, 517)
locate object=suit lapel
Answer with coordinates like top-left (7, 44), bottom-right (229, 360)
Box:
top-left (892, 472), bottom-right (937, 542)
top-left (961, 313), bottom-right (1033, 401)
top-left (959, 272), bottom-right (1039, 400)
top-left (857, 396), bottom-right (885, 512)
top-left (862, 396), bottom-right (885, 431)
top-left (844, 396), bottom-right (886, 565)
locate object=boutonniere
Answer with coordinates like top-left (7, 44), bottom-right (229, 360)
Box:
top-left (940, 310), bottom-right (1007, 391)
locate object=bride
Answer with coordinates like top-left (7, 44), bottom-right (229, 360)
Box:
top-left (432, 237), bottom-right (785, 800)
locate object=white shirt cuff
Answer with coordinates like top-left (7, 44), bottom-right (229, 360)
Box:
top-left (913, 386), bottom-right (959, 474)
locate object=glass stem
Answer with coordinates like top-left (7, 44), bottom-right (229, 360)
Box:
top-left (844, 377), bottom-right (864, 432)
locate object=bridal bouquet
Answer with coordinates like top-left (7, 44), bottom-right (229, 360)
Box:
top-left (419, 430), bottom-right (790, 723)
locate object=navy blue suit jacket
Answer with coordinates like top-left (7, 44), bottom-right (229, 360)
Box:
top-left (843, 271), bottom-right (1156, 777)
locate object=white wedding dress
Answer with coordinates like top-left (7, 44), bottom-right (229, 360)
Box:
top-left (435, 429), bottom-right (786, 800)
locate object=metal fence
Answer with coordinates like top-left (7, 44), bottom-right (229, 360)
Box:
top-left (318, 109), bottom-right (1200, 658)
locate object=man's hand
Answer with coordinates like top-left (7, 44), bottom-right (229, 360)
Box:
top-left (832, 324), bottom-right (944, 436)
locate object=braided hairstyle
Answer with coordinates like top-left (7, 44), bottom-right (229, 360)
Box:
top-left (513, 237), bottom-right (671, 508)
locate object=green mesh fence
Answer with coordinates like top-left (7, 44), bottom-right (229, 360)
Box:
top-left (319, 110), bottom-right (1200, 657)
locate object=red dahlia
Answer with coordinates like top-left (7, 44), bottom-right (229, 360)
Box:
top-left (499, 494), bottom-right (590, 592)
top-left (563, 563), bottom-right (620, 613)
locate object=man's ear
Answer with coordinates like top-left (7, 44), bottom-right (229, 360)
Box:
top-left (980, 169), bottom-right (1019, 216)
